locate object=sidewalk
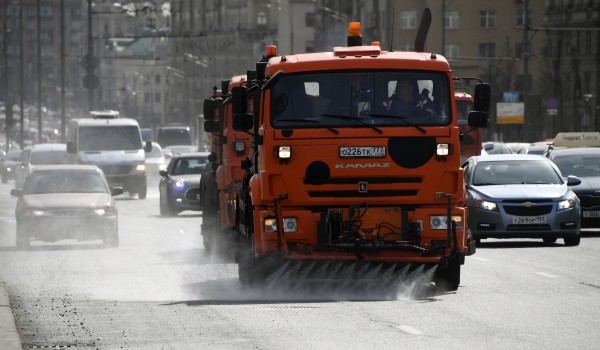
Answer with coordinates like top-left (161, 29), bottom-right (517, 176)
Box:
top-left (0, 263), bottom-right (22, 350)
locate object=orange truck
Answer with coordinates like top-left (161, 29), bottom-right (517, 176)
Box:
top-left (229, 10), bottom-right (489, 290)
top-left (201, 76), bottom-right (253, 252)
top-left (455, 91), bottom-right (483, 163)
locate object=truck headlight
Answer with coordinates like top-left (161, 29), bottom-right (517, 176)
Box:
top-left (264, 217), bottom-right (297, 233)
top-left (430, 215), bottom-right (463, 230)
top-left (276, 145), bottom-right (291, 159)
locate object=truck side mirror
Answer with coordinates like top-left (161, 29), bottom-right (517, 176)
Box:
top-left (473, 83), bottom-right (491, 112)
top-left (467, 111), bottom-right (488, 128)
top-left (204, 120), bottom-right (219, 133)
top-left (233, 114), bottom-right (254, 131)
top-left (203, 99), bottom-right (215, 121)
top-left (232, 86), bottom-right (248, 114)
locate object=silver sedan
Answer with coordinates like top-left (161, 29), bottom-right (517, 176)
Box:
top-left (462, 154), bottom-right (581, 246)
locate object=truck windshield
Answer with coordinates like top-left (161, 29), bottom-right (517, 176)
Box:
top-left (79, 126), bottom-right (142, 151)
top-left (270, 71), bottom-right (451, 128)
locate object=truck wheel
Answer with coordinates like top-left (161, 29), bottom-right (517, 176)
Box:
top-left (433, 255), bottom-right (461, 291)
top-left (16, 225), bottom-right (30, 250)
top-left (138, 187), bottom-right (147, 199)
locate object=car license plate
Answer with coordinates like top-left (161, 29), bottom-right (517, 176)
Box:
top-left (511, 216), bottom-right (547, 224)
top-left (340, 146), bottom-right (386, 158)
top-left (582, 211), bottom-right (600, 218)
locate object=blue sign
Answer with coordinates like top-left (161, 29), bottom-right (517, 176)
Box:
top-left (503, 91), bottom-right (520, 102)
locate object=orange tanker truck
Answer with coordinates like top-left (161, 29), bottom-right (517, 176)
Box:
top-left (228, 9), bottom-right (489, 290)
top-left (201, 76), bottom-right (253, 252)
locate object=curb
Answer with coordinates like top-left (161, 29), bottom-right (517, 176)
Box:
top-left (0, 264), bottom-right (22, 350)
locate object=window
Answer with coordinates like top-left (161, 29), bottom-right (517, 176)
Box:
top-left (480, 10), bottom-right (495, 29)
top-left (445, 11), bottom-right (460, 29)
top-left (515, 42), bottom-right (531, 58)
top-left (515, 10), bottom-right (532, 27)
top-left (399, 11), bottom-right (417, 29)
top-left (478, 43), bottom-right (495, 58)
top-left (306, 12), bottom-right (315, 27)
top-left (257, 11), bottom-right (267, 26)
top-left (445, 44), bottom-right (460, 60)
top-left (155, 92), bottom-right (161, 103)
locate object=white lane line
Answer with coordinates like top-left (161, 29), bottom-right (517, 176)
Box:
top-left (468, 256), bottom-right (490, 262)
top-left (535, 272), bottom-right (559, 278)
top-left (396, 325), bottom-right (422, 335)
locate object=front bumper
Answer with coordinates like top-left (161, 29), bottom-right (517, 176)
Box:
top-left (168, 186), bottom-right (202, 211)
top-left (18, 215), bottom-right (117, 242)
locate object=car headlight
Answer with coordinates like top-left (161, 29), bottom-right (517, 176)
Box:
top-left (94, 207), bottom-right (116, 216)
top-left (430, 215), bottom-right (463, 230)
top-left (136, 163), bottom-right (146, 172)
top-left (23, 208), bottom-right (50, 217)
top-left (264, 217), bottom-right (297, 233)
top-left (475, 199), bottom-right (497, 211)
top-left (173, 179), bottom-right (185, 189)
top-left (558, 199), bottom-right (576, 211)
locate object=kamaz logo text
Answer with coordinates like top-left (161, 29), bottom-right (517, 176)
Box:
top-left (335, 163), bottom-right (391, 169)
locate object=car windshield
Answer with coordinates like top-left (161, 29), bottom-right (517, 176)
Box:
top-left (171, 157), bottom-right (209, 175)
top-left (79, 126), bottom-right (142, 151)
top-left (22, 170), bottom-right (109, 194)
top-left (472, 160), bottom-right (562, 185)
top-left (30, 150), bottom-right (67, 165)
top-left (270, 71), bottom-right (451, 128)
top-left (552, 154), bottom-right (600, 177)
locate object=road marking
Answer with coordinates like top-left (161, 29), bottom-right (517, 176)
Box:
top-left (535, 272), bottom-right (559, 278)
top-left (468, 256), bottom-right (490, 262)
top-left (396, 325), bottom-right (422, 335)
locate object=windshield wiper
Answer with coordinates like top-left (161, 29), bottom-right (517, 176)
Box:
top-left (276, 118), bottom-right (338, 134)
top-left (320, 114), bottom-right (382, 134)
top-left (363, 113), bottom-right (426, 134)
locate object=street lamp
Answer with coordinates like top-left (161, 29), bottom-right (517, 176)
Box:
top-left (583, 93), bottom-right (593, 131)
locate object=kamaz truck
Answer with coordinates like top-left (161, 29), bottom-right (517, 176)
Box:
top-left (229, 10), bottom-right (489, 290)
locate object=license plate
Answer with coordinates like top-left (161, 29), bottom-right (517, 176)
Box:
top-left (340, 146), bottom-right (386, 158)
top-left (582, 211), bottom-right (600, 218)
top-left (511, 216), bottom-right (547, 224)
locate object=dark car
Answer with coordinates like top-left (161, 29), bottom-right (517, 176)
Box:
top-left (157, 125), bottom-right (193, 148)
top-left (11, 164), bottom-right (123, 249)
top-left (463, 154), bottom-right (581, 246)
top-left (547, 147), bottom-right (600, 228)
top-left (158, 152), bottom-right (210, 216)
top-left (1, 149), bottom-right (22, 183)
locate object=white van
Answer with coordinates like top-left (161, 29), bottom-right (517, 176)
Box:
top-left (66, 110), bottom-right (151, 199)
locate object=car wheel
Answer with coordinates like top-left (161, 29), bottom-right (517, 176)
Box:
top-left (138, 187), bottom-right (147, 199)
top-left (104, 229), bottom-right (119, 248)
top-left (543, 237), bottom-right (557, 244)
top-left (433, 254), bottom-right (461, 292)
top-left (564, 235), bottom-right (580, 246)
top-left (16, 224), bottom-right (30, 250)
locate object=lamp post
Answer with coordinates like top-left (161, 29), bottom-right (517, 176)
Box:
top-left (134, 72), bottom-right (156, 137)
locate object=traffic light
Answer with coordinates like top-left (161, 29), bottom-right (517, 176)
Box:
top-left (81, 54), bottom-right (100, 89)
